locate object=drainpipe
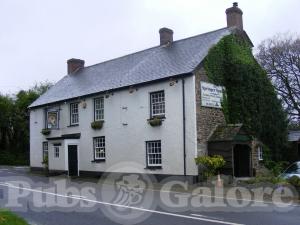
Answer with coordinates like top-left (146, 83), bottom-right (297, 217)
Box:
top-left (182, 78), bottom-right (187, 176)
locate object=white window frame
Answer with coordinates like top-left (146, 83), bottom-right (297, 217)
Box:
top-left (94, 136), bottom-right (105, 160)
top-left (258, 146), bottom-right (263, 161)
top-left (150, 91), bottom-right (165, 117)
top-left (43, 142), bottom-right (48, 159)
top-left (70, 103), bottom-right (79, 125)
top-left (146, 140), bottom-right (162, 167)
top-left (94, 97), bottom-right (104, 121)
top-left (54, 146), bottom-right (60, 158)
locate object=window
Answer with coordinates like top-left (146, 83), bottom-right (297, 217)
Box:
top-left (54, 146), bottom-right (60, 158)
top-left (150, 91), bottom-right (165, 117)
top-left (70, 103), bottom-right (79, 125)
top-left (146, 141), bottom-right (162, 167)
top-left (94, 97), bottom-right (104, 121)
top-left (46, 111), bottom-right (59, 129)
top-left (93, 137), bottom-right (105, 160)
top-left (42, 142), bottom-right (48, 159)
top-left (257, 146), bottom-right (263, 161)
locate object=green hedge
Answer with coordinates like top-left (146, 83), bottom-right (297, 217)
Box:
top-left (0, 152), bottom-right (28, 166)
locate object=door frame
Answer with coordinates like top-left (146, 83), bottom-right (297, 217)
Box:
top-left (64, 139), bottom-right (79, 176)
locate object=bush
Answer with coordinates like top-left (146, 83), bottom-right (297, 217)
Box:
top-left (41, 155), bottom-right (48, 169)
top-left (195, 155), bottom-right (226, 179)
top-left (263, 160), bottom-right (289, 176)
top-left (288, 176), bottom-right (300, 187)
top-left (0, 151), bottom-right (28, 165)
top-left (245, 175), bottom-right (288, 185)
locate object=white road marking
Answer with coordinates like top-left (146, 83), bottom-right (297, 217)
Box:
top-left (70, 195), bottom-right (88, 199)
top-left (191, 213), bottom-right (224, 220)
top-left (0, 182), bottom-right (244, 225)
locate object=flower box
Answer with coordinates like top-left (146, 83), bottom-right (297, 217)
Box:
top-left (91, 120), bottom-right (104, 130)
top-left (148, 117), bottom-right (163, 127)
top-left (41, 128), bottom-right (51, 135)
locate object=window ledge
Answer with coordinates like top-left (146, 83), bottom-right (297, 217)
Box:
top-left (91, 159), bottom-right (106, 163)
top-left (145, 166), bottom-right (162, 170)
top-left (67, 124), bottom-right (79, 127)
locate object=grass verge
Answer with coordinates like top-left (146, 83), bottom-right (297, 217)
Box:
top-left (0, 209), bottom-right (29, 225)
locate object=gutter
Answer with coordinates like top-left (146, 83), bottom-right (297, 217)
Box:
top-left (182, 78), bottom-right (187, 176)
top-left (28, 73), bottom-right (194, 110)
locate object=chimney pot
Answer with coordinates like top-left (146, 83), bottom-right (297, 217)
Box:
top-left (159, 27), bottom-right (173, 46)
top-left (225, 2), bottom-right (243, 30)
top-left (67, 58), bottom-right (85, 74)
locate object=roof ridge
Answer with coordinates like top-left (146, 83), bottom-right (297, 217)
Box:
top-left (82, 27), bottom-right (230, 71)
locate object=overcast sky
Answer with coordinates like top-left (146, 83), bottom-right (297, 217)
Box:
top-left (1, 0), bottom-right (299, 94)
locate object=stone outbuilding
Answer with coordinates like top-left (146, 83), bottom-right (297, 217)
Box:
top-left (208, 124), bottom-right (263, 177)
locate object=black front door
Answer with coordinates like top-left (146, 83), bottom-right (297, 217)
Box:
top-left (68, 145), bottom-right (78, 176)
top-left (234, 144), bottom-right (251, 177)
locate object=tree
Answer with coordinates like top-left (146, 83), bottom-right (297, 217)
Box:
top-left (0, 95), bottom-right (14, 151)
top-left (205, 34), bottom-right (288, 160)
top-left (0, 81), bottom-right (53, 165)
top-left (256, 34), bottom-right (300, 122)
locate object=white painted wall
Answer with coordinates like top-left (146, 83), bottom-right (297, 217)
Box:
top-left (30, 76), bottom-right (198, 176)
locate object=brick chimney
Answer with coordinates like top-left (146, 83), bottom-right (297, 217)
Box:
top-left (67, 58), bottom-right (85, 74)
top-left (225, 2), bottom-right (243, 30)
top-left (159, 27), bottom-right (173, 46)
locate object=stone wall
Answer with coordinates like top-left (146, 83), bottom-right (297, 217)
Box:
top-left (194, 66), bottom-right (226, 156)
top-left (251, 139), bottom-right (265, 175)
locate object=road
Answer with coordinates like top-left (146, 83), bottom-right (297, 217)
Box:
top-left (0, 167), bottom-right (300, 225)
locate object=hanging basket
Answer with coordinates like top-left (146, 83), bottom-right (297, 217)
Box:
top-left (148, 117), bottom-right (163, 127)
top-left (41, 128), bottom-right (51, 135)
top-left (91, 120), bottom-right (104, 130)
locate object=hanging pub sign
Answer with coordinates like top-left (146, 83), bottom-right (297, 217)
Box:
top-left (200, 81), bottom-right (224, 108)
top-left (47, 111), bottom-right (58, 129)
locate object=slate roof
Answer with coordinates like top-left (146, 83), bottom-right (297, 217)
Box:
top-left (288, 130), bottom-right (300, 142)
top-left (29, 27), bottom-right (235, 108)
top-left (208, 124), bottom-right (246, 142)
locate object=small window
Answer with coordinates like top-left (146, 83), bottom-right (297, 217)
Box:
top-left (150, 91), bottom-right (165, 117)
top-left (43, 142), bottom-right (48, 159)
top-left (146, 140), bottom-right (162, 167)
top-left (94, 136), bottom-right (105, 160)
top-left (47, 111), bottom-right (59, 129)
top-left (94, 97), bottom-right (104, 121)
top-left (257, 146), bottom-right (263, 161)
top-left (70, 103), bottom-right (79, 125)
top-left (54, 146), bottom-right (60, 158)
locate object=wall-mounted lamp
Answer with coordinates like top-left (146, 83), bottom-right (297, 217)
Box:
top-left (169, 78), bottom-right (178, 86)
top-left (129, 86), bottom-right (138, 93)
top-left (105, 91), bottom-right (113, 98)
top-left (80, 100), bottom-right (87, 109)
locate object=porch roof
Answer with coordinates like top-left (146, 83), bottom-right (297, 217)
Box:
top-left (208, 124), bottom-right (252, 142)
